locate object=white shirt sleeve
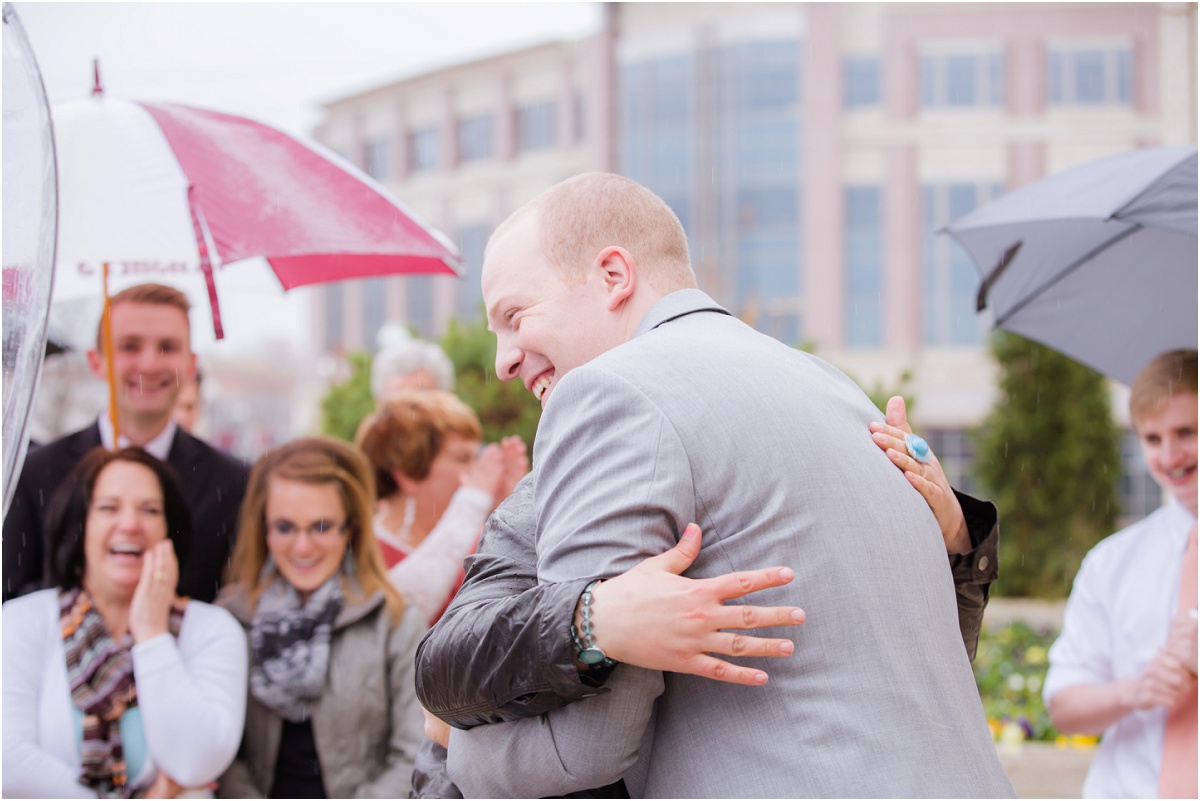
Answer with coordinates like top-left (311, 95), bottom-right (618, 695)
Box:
top-left (2, 595), bottom-right (97, 798)
top-left (1043, 547), bottom-right (1114, 705)
top-left (387, 486), bottom-right (493, 625)
top-left (133, 601), bottom-right (247, 788)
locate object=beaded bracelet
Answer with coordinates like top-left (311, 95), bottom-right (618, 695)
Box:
top-left (571, 579), bottom-right (616, 668)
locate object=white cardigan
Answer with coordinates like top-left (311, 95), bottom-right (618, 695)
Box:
top-left (2, 589), bottom-right (247, 798)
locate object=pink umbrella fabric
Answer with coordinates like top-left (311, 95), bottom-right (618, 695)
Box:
top-left (53, 91), bottom-right (463, 338)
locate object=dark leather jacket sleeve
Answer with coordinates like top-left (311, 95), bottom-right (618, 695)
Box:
top-left (949, 489), bottom-right (999, 662)
top-left (414, 480), bottom-right (602, 729)
top-left (416, 481), bottom-right (1000, 729)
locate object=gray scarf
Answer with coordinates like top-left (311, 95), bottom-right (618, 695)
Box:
top-left (248, 572), bottom-right (344, 722)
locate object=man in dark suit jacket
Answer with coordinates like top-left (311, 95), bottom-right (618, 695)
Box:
top-left (3, 284), bottom-right (249, 603)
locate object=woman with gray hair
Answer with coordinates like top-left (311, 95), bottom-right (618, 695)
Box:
top-left (371, 326), bottom-right (455, 401)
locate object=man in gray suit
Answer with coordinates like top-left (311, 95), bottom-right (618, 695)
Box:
top-left (433, 173), bottom-right (1012, 797)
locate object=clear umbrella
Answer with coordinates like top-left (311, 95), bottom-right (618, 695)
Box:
top-left (2, 3), bottom-right (57, 515)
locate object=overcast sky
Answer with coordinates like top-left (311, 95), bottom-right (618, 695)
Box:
top-left (16, 2), bottom-right (602, 137)
top-left (11, 2), bottom-right (602, 356)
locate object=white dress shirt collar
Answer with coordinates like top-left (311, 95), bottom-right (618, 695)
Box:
top-left (97, 414), bottom-right (178, 462)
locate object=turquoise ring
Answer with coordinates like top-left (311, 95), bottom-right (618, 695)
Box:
top-left (904, 433), bottom-right (932, 464)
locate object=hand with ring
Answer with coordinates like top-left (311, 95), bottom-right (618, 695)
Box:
top-left (869, 396), bottom-right (971, 555)
top-left (130, 540), bottom-right (179, 643)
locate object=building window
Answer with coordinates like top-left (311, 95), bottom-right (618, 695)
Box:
top-left (454, 224), bottom-right (490, 322)
top-left (621, 54), bottom-right (694, 232)
top-left (1047, 46), bottom-right (1132, 106)
top-left (1120, 428), bottom-right (1163, 522)
top-left (408, 127), bottom-right (439, 172)
top-left (718, 40), bottom-right (802, 345)
top-left (844, 56), bottom-right (881, 108)
top-left (363, 277), bottom-right (387, 351)
top-left (574, 92), bottom-right (586, 142)
top-left (920, 51), bottom-right (1004, 108)
top-left (407, 275), bottom-right (434, 337)
top-left (921, 182), bottom-right (1001, 346)
top-left (925, 429), bottom-right (978, 495)
top-left (323, 283), bottom-right (343, 352)
top-left (363, 139), bottom-right (390, 180)
top-left (845, 186), bottom-right (882, 347)
top-left (458, 114), bottom-right (494, 162)
top-left (516, 101), bottom-right (558, 152)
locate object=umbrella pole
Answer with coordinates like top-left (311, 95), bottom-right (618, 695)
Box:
top-left (101, 262), bottom-right (120, 447)
top-left (188, 188), bottom-right (225, 340)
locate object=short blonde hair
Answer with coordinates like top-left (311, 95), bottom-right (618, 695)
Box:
top-left (1130, 349), bottom-right (1198, 430)
top-left (95, 283), bottom-right (191, 350)
top-left (356, 390), bottom-right (483, 500)
top-left (226, 436), bottom-right (405, 622)
top-left (488, 173), bottom-right (696, 292)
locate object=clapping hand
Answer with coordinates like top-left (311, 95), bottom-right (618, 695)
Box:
top-left (1127, 648), bottom-right (1195, 711)
top-left (497, 435), bottom-right (529, 501)
top-left (1165, 607), bottom-right (1198, 676)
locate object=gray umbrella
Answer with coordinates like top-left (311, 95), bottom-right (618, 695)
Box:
top-left (946, 145), bottom-right (1197, 385)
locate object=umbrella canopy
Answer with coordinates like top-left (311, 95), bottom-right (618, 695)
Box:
top-left (2, 2), bottom-right (56, 516)
top-left (52, 91), bottom-right (463, 337)
top-left (946, 146), bottom-right (1197, 385)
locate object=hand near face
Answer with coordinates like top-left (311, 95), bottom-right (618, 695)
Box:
top-left (129, 540), bottom-right (178, 643)
top-left (869, 396), bottom-right (972, 555)
top-left (460, 443), bottom-right (506, 504)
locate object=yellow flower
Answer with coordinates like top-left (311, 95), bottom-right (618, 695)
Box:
top-left (1000, 721), bottom-right (1026, 745)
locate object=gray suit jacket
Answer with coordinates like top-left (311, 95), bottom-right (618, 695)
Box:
top-left (447, 290), bottom-right (1012, 798)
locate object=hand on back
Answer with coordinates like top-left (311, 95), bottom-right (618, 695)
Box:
top-left (869, 396), bottom-right (972, 555)
top-left (588, 524), bottom-right (805, 687)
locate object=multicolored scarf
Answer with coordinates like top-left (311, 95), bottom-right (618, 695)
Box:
top-left (248, 572), bottom-right (344, 723)
top-left (59, 588), bottom-right (186, 798)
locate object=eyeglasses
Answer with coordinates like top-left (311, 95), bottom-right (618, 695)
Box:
top-left (266, 519), bottom-right (349, 541)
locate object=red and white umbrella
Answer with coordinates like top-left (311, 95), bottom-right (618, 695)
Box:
top-left (52, 74), bottom-right (462, 340)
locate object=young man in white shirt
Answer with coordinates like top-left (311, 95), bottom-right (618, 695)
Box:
top-left (1044, 348), bottom-right (1198, 798)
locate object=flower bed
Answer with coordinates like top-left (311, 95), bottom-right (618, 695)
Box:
top-left (974, 620), bottom-right (1098, 749)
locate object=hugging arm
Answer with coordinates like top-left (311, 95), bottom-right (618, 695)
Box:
top-left (417, 400), bottom-right (1000, 743)
top-left (439, 368), bottom-right (688, 798)
top-left (415, 480), bottom-right (804, 728)
top-left (414, 477), bottom-right (603, 727)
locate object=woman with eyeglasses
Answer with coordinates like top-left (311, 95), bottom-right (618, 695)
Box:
top-left (2, 447), bottom-right (246, 799)
top-left (215, 437), bottom-right (424, 799)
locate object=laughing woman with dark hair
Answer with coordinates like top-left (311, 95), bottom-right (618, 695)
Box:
top-left (2, 447), bottom-right (246, 798)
